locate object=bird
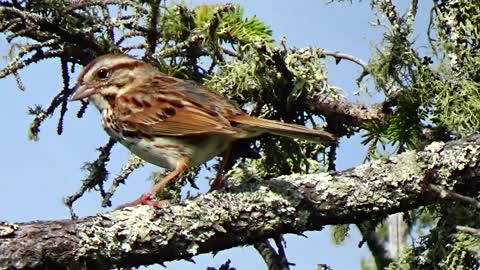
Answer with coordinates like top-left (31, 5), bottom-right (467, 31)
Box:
top-left (71, 53), bottom-right (336, 208)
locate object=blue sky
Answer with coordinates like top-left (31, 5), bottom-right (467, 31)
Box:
top-left (0, 1), bottom-right (432, 269)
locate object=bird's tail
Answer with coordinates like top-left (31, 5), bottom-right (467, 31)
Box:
top-left (229, 115), bottom-right (337, 143)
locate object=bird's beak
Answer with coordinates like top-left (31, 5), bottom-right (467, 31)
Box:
top-left (70, 84), bottom-right (96, 101)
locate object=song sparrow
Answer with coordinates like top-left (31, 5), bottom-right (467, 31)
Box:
top-left (71, 54), bottom-right (336, 208)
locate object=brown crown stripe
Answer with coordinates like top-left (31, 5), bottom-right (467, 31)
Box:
top-left (77, 55), bottom-right (110, 83)
top-left (110, 61), bottom-right (142, 73)
top-left (78, 56), bottom-right (142, 83)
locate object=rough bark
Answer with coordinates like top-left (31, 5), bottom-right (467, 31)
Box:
top-left (1, 135), bottom-right (480, 269)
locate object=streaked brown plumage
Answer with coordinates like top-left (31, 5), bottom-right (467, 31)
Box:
top-left (71, 54), bottom-right (336, 207)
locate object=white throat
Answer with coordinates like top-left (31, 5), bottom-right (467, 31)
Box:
top-left (89, 93), bottom-right (111, 112)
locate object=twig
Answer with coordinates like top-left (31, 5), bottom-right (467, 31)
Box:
top-left (429, 184), bottom-right (480, 209)
top-left (155, 34), bottom-right (205, 58)
top-left (357, 222), bottom-right (393, 269)
top-left (322, 50), bottom-right (370, 84)
top-left (322, 50), bottom-right (368, 71)
top-left (456, 226), bottom-right (480, 236)
top-left (102, 155), bottom-right (144, 207)
top-left (273, 236), bottom-right (292, 267)
top-left (76, 100), bottom-right (89, 118)
top-left (222, 47), bottom-right (240, 59)
top-left (406, 0), bottom-right (419, 28)
top-left (327, 144), bottom-right (337, 171)
top-left (28, 58), bottom-right (74, 140)
top-left (101, 2), bottom-right (115, 43)
top-left (0, 40), bottom-right (60, 79)
top-left (144, 0), bottom-right (160, 58)
top-left (254, 240), bottom-right (290, 270)
top-left (65, 0), bottom-right (131, 12)
top-left (207, 260), bottom-right (236, 270)
top-left (56, 56), bottom-right (73, 135)
top-left (63, 138), bottom-right (116, 219)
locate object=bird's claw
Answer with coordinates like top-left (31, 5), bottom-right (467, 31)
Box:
top-left (116, 192), bottom-right (170, 209)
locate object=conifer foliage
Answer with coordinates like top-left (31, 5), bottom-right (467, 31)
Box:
top-left (0, 1), bottom-right (479, 269)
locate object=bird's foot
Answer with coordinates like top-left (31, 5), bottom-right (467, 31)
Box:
top-left (116, 192), bottom-right (170, 209)
top-left (209, 177), bottom-right (227, 192)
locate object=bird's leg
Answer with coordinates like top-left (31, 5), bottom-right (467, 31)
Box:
top-left (117, 157), bottom-right (190, 209)
top-left (209, 147), bottom-right (231, 191)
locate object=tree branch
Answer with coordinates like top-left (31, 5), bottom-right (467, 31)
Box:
top-left (1, 135), bottom-right (480, 269)
top-left (322, 50), bottom-right (370, 84)
top-left (254, 240), bottom-right (290, 270)
top-left (357, 222), bottom-right (393, 269)
top-left (304, 90), bottom-right (388, 128)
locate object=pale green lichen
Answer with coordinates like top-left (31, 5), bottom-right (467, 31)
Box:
top-left (284, 47), bottom-right (334, 102)
top-left (421, 141), bottom-right (480, 189)
top-left (0, 222), bottom-right (18, 237)
top-left (424, 141), bottom-right (446, 154)
top-left (187, 242), bottom-right (199, 255)
top-left (76, 184), bottom-right (302, 260)
top-left (76, 206), bottom-right (162, 257)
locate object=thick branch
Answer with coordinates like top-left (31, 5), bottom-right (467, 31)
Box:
top-left (1, 135), bottom-right (480, 269)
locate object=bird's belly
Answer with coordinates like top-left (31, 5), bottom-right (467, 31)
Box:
top-left (127, 137), bottom-right (187, 170)
top-left (107, 129), bottom-right (231, 170)
top-left (129, 136), bottom-right (231, 170)
top-left (184, 136), bottom-right (233, 167)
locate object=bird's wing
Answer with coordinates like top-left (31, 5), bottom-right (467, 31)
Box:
top-left (115, 75), bottom-right (242, 136)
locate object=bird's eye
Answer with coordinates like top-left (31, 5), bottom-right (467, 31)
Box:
top-left (96, 68), bottom-right (110, 80)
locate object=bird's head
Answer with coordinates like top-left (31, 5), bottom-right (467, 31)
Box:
top-left (70, 54), bottom-right (145, 110)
